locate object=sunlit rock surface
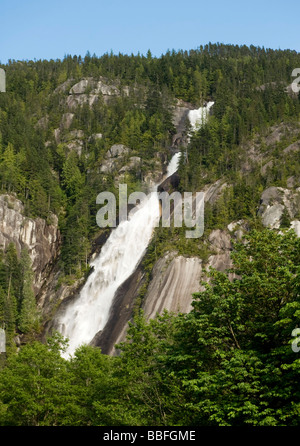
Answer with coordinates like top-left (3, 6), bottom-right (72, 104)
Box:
top-left (0, 194), bottom-right (60, 295)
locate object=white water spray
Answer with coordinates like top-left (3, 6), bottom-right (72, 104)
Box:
top-left (188, 101), bottom-right (214, 134)
top-left (55, 101), bottom-right (213, 358)
top-left (56, 152), bottom-right (181, 358)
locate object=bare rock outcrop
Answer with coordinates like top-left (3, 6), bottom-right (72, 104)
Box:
top-left (99, 144), bottom-right (131, 174)
top-left (0, 194), bottom-right (60, 295)
top-left (66, 77), bottom-right (128, 109)
top-left (142, 252), bottom-right (203, 320)
top-left (142, 229), bottom-right (233, 323)
top-left (60, 113), bottom-right (75, 130)
top-left (69, 78), bottom-right (120, 96)
top-left (258, 186), bottom-right (300, 229)
top-left (106, 144), bottom-right (130, 158)
top-left (171, 99), bottom-right (194, 148)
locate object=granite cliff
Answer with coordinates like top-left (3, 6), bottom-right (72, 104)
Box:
top-left (0, 194), bottom-right (60, 296)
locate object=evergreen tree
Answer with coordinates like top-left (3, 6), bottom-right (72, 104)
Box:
top-left (18, 249), bottom-right (39, 334)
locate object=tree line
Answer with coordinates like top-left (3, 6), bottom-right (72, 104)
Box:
top-left (0, 44), bottom-right (299, 277)
top-left (0, 229), bottom-right (299, 426)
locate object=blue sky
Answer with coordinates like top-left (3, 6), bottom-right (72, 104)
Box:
top-left (1, 0), bottom-right (299, 63)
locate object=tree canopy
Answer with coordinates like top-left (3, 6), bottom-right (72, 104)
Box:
top-left (0, 229), bottom-right (299, 426)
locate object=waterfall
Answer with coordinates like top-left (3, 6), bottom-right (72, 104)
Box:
top-left (56, 152), bottom-right (181, 358)
top-left (55, 100), bottom-right (213, 359)
top-left (188, 101), bottom-right (214, 134)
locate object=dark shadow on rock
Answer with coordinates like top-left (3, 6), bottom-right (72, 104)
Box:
top-left (158, 172), bottom-right (180, 193)
top-left (90, 260), bottom-right (146, 355)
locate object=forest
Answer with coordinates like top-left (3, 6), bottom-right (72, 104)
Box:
top-left (0, 43), bottom-right (300, 426)
top-left (0, 229), bottom-right (300, 426)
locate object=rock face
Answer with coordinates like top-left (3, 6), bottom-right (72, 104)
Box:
top-left (0, 194), bottom-right (60, 295)
top-left (69, 78), bottom-right (120, 97)
top-left (157, 172), bottom-right (180, 193)
top-left (291, 220), bottom-right (300, 237)
top-left (66, 77), bottom-right (127, 109)
top-left (89, 175), bottom-right (236, 355)
top-left (206, 229), bottom-right (233, 274)
top-left (90, 263), bottom-right (146, 355)
top-left (258, 186), bottom-right (300, 230)
top-left (142, 236), bottom-right (233, 324)
top-left (60, 113), bottom-right (75, 130)
top-left (94, 223), bottom-right (234, 356)
top-left (106, 144), bottom-right (130, 159)
top-left (142, 252), bottom-right (202, 320)
top-left (171, 99), bottom-right (194, 148)
top-left (99, 144), bottom-right (131, 174)
top-left (92, 251), bottom-right (203, 356)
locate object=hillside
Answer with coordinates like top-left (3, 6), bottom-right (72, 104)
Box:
top-left (0, 44), bottom-right (300, 426)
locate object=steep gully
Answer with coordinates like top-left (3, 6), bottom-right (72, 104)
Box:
top-left (54, 102), bottom-right (214, 358)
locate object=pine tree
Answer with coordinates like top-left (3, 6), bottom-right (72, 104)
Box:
top-left (3, 275), bottom-right (17, 348)
top-left (280, 207), bottom-right (290, 228)
top-left (18, 249), bottom-right (39, 334)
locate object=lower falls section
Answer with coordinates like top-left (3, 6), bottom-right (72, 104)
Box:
top-left (52, 103), bottom-right (215, 358)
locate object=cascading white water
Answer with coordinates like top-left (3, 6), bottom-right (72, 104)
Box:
top-left (166, 152), bottom-right (181, 177)
top-left (56, 101), bottom-right (214, 358)
top-left (188, 101), bottom-right (214, 134)
top-left (56, 152), bottom-right (181, 358)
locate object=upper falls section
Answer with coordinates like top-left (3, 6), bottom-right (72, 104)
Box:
top-left (188, 101), bottom-right (214, 133)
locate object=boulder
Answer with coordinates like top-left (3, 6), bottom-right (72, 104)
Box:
top-left (208, 229), bottom-right (232, 251)
top-left (258, 186), bottom-right (300, 230)
top-left (107, 144), bottom-right (130, 158)
top-left (69, 79), bottom-right (90, 95)
top-left (60, 113), bottom-right (74, 130)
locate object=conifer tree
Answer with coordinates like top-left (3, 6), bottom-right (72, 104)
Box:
top-left (18, 248), bottom-right (39, 334)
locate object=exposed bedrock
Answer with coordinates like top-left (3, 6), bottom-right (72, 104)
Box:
top-left (90, 262), bottom-right (146, 355)
top-left (258, 186), bottom-right (300, 233)
top-left (0, 194), bottom-right (60, 296)
top-left (142, 253), bottom-right (202, 320)
top-left (92, 252), bottom-right (204, 356)
top-left (93, 227), bottom-right (234, 356)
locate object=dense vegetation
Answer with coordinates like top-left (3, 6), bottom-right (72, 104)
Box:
top-left (0, 44), bottom-right (299, 272)
top-left (0, 43), bottom-right (300, 425)
top-left (0, 244), bottom-right (39, 353)
top-left (0, 229), bottom-right (299, 426)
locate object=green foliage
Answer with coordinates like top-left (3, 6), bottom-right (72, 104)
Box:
top-left (1, 45), bottom-right (300, 426)
top-left (18, 249), bottom-right (40, 334)
top-left (0, 334), bottom-right (74, 426)
top-left (1, 44), bottom-right (300, 275)
top-left (0, 230), bottom-right (299, 426)
top-left (161, 229), bottom-right (300, 425)
top-left (0, 244), bottom-right (41, 350)
top-left (113, 311), bottom-right (188, 426)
